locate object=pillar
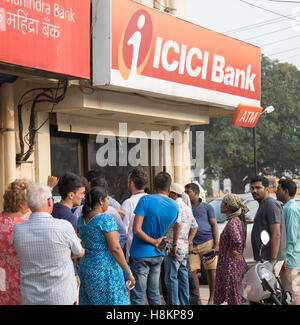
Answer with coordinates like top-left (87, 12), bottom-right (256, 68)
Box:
top-left (0, 83), bottom-right (16, 187)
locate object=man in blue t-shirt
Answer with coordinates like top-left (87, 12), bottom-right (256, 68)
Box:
top-left (129, 172), bottom-right (179, 305)
top-left (185, 183), bottom-right (219, 305)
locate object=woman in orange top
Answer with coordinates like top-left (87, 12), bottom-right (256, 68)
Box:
top-left (0, 179), bottom-right (31, 305)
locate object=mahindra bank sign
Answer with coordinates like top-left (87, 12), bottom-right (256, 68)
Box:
top-left (93, 0), bottom-right (261, 108)
top-left (0, 0), bottom-right (90, 78)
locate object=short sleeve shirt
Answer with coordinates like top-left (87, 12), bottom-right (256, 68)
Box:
top-left (52, 203), bottom-right (78, 274)
top-left (108, 196), bottom-right (121, 209)
top-left (13, 213), bottom-right (82, 305)
top-left (192, 199), bottom-right (216, 245)
top-left (75, 205), bottom-right (126, 248)
top-left (52, 203), bottom-right (77, 231)
top-left (251, 197), bottom-right (286, 261)
top-left (121, 193), bottom-right (148, 258)
top-left (283, 199), bottom-right (300, 268)
top-left (130, 194), bottom-right (179, 258)
top-left (166, 198), bottom-right (198, 253)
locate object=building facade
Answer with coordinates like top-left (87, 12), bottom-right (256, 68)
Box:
top-left (0, 0), bottom-right (261, 207)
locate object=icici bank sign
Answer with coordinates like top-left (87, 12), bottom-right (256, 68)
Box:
top-left (93, 0), bottom-right (261, 108)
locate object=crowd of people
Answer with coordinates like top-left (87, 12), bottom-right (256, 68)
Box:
top-left (0, 169), bottom-right (299, 306)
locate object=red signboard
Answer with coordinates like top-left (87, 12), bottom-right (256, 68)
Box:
top-left (0, 0), bottom-right (90, 78)
top-left (230, 104), bottom-right (263, 128)
top-left (106, 0), bottom-right (261, 107)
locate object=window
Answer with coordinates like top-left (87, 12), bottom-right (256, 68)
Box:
top-left (50, 127), bottom-right (165, 203)
top-left (88, 136), bottom-right (157, 203)
top-left (50, 126), bottom-right (88, 196)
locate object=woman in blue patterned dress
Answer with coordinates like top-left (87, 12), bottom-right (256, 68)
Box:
top-left (78, 186), bottom-right (135, 305)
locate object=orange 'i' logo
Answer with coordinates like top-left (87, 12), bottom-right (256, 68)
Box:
top-left (118, 10), bottom-right (153, 80)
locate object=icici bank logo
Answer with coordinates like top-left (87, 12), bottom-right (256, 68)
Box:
top-left (117, 8), bottom-right (257, 94)
top-left (118, 10), bottom-right (153, 80)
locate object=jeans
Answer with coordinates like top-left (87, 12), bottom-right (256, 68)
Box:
top-left (164, 251), bottom-right (189, 305)
top-left (130, 255), bottom-right (164, 305)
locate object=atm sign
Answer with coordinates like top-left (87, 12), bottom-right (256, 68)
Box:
top-left (231, 104), bottom-right (263, 128)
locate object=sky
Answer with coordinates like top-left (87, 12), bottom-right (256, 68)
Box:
top-left (186, 0), bottom-right (300, 70)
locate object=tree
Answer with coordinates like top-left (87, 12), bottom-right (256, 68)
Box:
top-left (195, 55), bottom-right (300, 193)
top-left (192, 118), bottom-right (254, 193)
top-left (258, 55), bottom-right (300, 176)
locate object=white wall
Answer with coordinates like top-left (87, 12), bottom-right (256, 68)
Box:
top-left (135, 0), bottom-right (186, 19)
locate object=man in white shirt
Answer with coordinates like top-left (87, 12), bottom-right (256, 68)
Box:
top-left (166, 183), bottom-right (198, 305)
top-left (13, 184), bottom-right (85, 305)
top-left (121, 167), bottom-right (148, 260)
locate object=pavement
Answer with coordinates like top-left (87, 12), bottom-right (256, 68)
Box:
top-left (198, 284), bottom-right (210, 305)
top-left (160, 284), bottom-right (212, 305)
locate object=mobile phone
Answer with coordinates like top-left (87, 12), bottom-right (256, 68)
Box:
top-left (126, 280), bottom-right (135, 290)
top-left (156, 239), bottom-right (168, 253)
top-left (201, 249), bottom-right (216, 261)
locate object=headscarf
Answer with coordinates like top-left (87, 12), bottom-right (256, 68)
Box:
top-left (222, 194), bottom-right (249, 239)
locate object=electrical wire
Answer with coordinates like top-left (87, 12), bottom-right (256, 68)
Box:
top-left (222, 1), bottom-right (300, 66)
top-left (16, 80), bottom-right (68, 163)
top-left (221, 1), bottom-right (300, 65)
top-left (224, 15), bottom-right (291, 34)
top-left (269, 45), bottom-right (300, 55)
top-left (279, 52), bottom-right (300, 60)
top-left (224, 2), bottom-right (300, 40)
top-left (260, 34), bottom-right (300, 46)
top-left (268, 0), bottom-right (300, 3)
top-left (22, 81), bottom-right (68, 162)
top-left (244, 24), bottom-right (292, 41)
top-left (240, 0), bottom-right (300, 22)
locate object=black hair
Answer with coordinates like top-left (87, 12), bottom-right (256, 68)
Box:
top-left (86, 170), bottom-right (98, 182)
top-left (170, 191), bottom-right (182, 198)
top-left (129, 167), bottom-right (148, 190)
top-left (154, 172), bottom-right (172, 192)
top-left (250, 176), bottom-right (269, 188)
top-left (185, 183), bottom-right (200, 195)
top-left (278, 178), bottom-right (297, 197)
top-left (90, 175), bottom-right (109, 191)
top-left (58, 172), bottom-right (88, 199)
top-left (82, 186), bottom-right (108, 220)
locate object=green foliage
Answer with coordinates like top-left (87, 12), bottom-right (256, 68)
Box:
top-left (259, 55), bottom-right (300, 176)
top-left (202, 177), bottom-right (213, 198)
